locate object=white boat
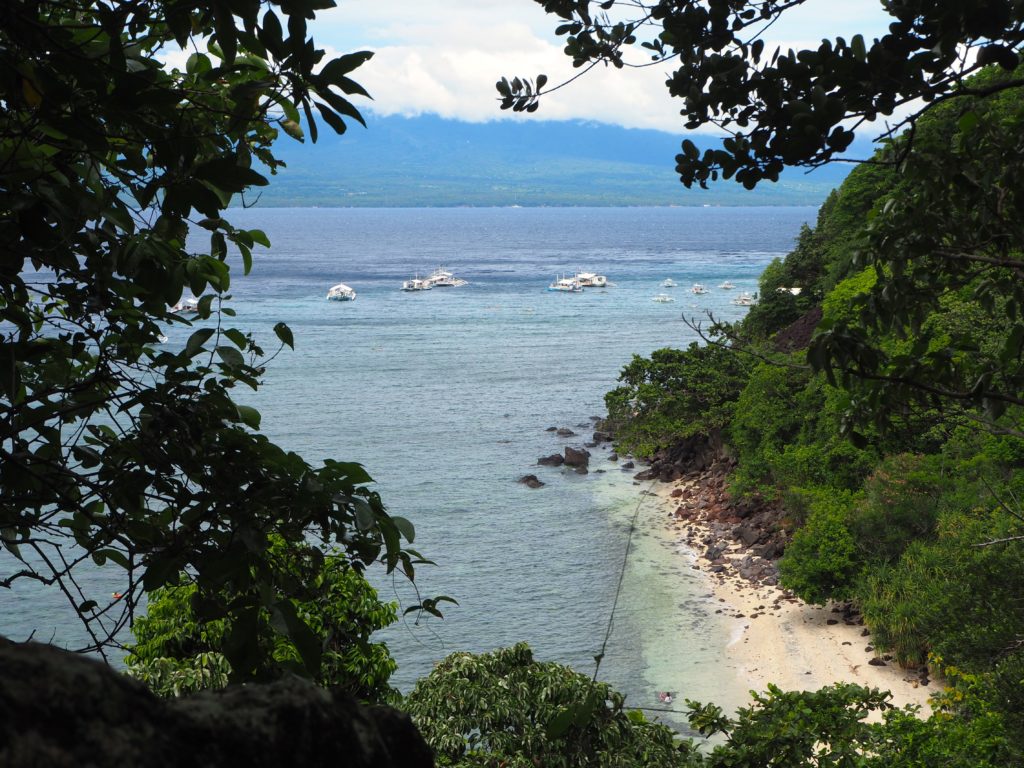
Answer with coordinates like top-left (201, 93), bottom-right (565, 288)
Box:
top-left (691, 283), bottom-right (708, 295)
top-left (731, 291), bottom-right (757, 306)
top-left (426, 266), bottom-right (468, 288)
top-left (547, 276), bottom-right (583, 293)
top-left (661, 278), bottom-right (678, 288)
top-left (718, 281), bottom-right (735, 290)
top-left (574, 271), bottom-right (607, 288)
top-left (401, 277), bottom-right (433, 292)
top-left (652, 293), bottom-right (675, 303)
top-left (326, 282), bottom-right (356, 301)
top-left (170, 296), bottom-right (200, 314)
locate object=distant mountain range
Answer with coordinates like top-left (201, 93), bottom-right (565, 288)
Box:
top-left (254, 113), bottom-right (866, 208)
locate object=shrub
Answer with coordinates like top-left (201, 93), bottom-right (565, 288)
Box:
top-left (779, 488), bottom-right (861, 604)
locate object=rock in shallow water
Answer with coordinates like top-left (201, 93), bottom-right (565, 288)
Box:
top-left (518, 474), bottom-right (545, 488)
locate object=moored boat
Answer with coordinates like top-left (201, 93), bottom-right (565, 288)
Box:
top-left (691, 283), bottom-right (708, 295)
top-left (718, 281), bottom-right (735, 290)
top-left (401, 277), bottom-right (433, 292)
top-left (170, 296), bottom-right (200, 314)
top-left (574, 271), bottom-right (607, 288)
top-left (662, 278), bottom-right (678, 288)
top-left (652, 293), bottom-right (675, 303)
top-left (731, 291), bottom-right (756, 306)
top-left (326, 282), bottom-right (356, 301)
top-left (547, 276), bottom-right (583, 293)
top-left (426, 266), bottom-right (468, 287)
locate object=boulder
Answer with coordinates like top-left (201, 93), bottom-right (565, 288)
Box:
top-left (555, 427), bottom-right (575, 437)
top-left (518, 474), bottom-right (545, 488)
top-left (563, 446), bottom-right (590, 469)
top-left (621, 460), bottom-right (634, 469)
top-left (0, 639), bottom-right (432, 768)
top-left (733, 525), bottom-right (762, 549)
top-left (592, 431), bottom-right (612, 443)
top-left (537, 454), bottom-right (564, 466)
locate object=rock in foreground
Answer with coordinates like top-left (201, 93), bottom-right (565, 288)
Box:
top-left (0, 639), bottom-right (433, 768)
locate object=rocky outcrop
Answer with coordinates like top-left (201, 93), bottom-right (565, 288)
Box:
top-left (620, 430), bottom-right (789, 587)
top-left (563, 446), bottom-right (590, 469)
top-left (773, 306), bottom-right (823, 353)
top-left (668, 462), bottom-right (788, 586)
top-left (518, 474), bottom-right (545, 488)
top-left (537, 453), bottom-right (564, 466)
top-left (0, 639), bottom-right (433, 768)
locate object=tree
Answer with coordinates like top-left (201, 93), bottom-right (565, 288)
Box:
top-left (687, 682), bottom-right (1013, 768)
top-left (604, 342), bottom-right (751, 457)
top-left (126, 541), bottom-right (399, 701)
top-left (0, 0), bottom-right (429, 678)
top-left (403, 643), bottom-right (696, 768)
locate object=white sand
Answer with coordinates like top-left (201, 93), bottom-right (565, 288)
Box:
top-left (651, 479), bottom-right (936, 714)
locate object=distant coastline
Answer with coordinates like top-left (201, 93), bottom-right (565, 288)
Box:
top-left (257, 114), bottom-right (853, 209)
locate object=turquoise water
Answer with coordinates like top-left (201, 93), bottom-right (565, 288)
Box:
top-left (3, 206), bottom-right (812, 724)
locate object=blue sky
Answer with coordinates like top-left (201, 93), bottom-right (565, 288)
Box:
top-left (309, 1), bottom-right (894, 132)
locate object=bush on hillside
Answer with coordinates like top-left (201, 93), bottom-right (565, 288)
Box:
top-left (778, 489), bottom-right (861, 604)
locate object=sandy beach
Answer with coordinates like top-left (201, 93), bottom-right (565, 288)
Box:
top-left (649, 478), bottom-right (936, 714)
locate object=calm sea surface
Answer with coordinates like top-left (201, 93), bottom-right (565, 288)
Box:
top-left (4, 206), bottom-right (813, 725)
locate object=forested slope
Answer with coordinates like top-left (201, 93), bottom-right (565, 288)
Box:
top-left (605, 65), bottom-right (1024, 760)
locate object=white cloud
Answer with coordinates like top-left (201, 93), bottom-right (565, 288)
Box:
top-left (311, 1), bottom-right (894, 133)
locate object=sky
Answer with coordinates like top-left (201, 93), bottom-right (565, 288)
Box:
top-left (310, 0), bottom-right (894, 133)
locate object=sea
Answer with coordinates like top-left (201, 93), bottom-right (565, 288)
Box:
top-left (3, 206), bottom-right (814, 728)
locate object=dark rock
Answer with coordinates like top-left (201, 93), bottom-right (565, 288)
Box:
top-left (592, 431), bottom-right (612, 443)
top-left (868, 657), bottom-right (887, 667)
top-left (608, 453), bottom-right (618, 462)
top-left (0, 639), bottom-right (432, 768)
top-left (518, 474), bottom-right (545, 489)
top-left (563, 446), bottom-right (591, 469)
top-left (545, 426), bottom-right (557, 432)
top-left (621, 460), bottom-right (634, 469)
top-left (826, 619), bottom-right (839, 625)
top-left (555, 427), bottom-right (575, 437)
top-left (705, 545), bottom-right (725, 561)
top-left (537, 454), bottom-right (564, 466)
top-left (732, 525), bottom-right (761, 548)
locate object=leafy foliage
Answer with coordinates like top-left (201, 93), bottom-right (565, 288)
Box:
top-left (127, 541), bottom-right (399, 701)
top-left (810, 67), bottom-right (1024, 428)
top-left (604, 343), bottom-right (750, 457)
top-left (403, 643), bottom-right (696, 768)
top-left (778, 489), bottom-right (860, 605)
top-left (689, 682), bottom-right (1015, 768)
top-left (0, 0), bottom-right (428, 678)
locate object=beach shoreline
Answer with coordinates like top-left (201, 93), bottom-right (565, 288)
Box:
top-left (645, 475), bottom-right (937, 714)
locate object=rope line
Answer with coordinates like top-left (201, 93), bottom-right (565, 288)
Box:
top-left (592, 479), bottom-right (659, 682)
